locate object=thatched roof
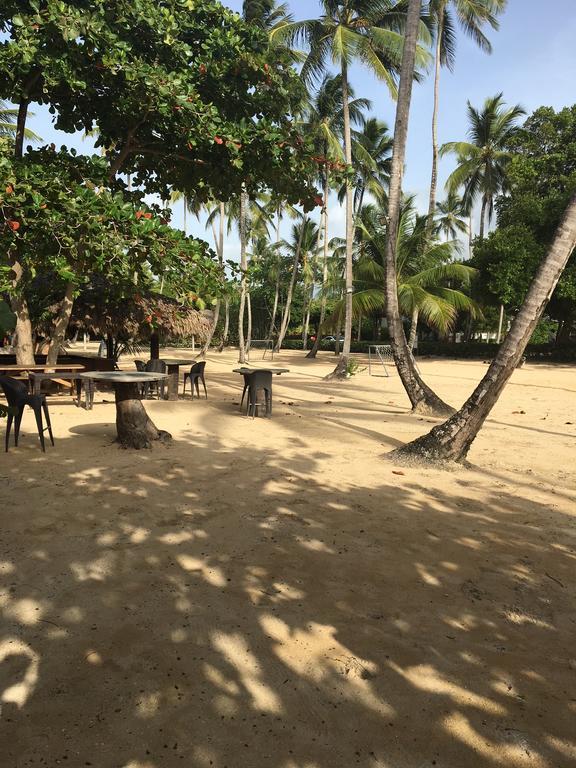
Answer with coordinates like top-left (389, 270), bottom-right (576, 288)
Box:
top-left (68, 288), bottom-right (213, 342)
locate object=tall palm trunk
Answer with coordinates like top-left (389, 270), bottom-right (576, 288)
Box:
top-left (246, 291), bottom-right (252, 352)
top-left (408, 307), bottom-right (419, 351)
top-left (326, 62), bottom-right (353, 379)
top-left (384, 0), bottom-right (453, 417)
top-left (267, 207), bottom-right (282, 341)
top-left (10, 98), bottom-right (35, 365)
top-left (394, 192), bottom-right (576, 462)
top-left (479, 195), bottom-right (488, 240)
top-left (275, 224), bottom-right (305, 352)
top-left (427, 2), bottom-right (445, 228)
top-left (307, 172), bottom-right (330, 359)
top-left (202, 202), bottom-right (225, 356)
top-left (46, 282), bottom-right (75, 365)
top-left (468, 213), bottom-right (474, 257)
top-left (237, 189), bottom-right (248, 363)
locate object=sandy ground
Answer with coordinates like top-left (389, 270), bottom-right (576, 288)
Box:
top-left (1, 347), bottom-right (575, 768)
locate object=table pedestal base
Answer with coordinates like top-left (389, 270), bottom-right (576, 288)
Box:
top-left (115, 383), bottom-right (172, 449)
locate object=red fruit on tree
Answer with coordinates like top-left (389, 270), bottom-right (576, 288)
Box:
top-left (5, 185), bottom-right (13, 195)
top-left (7, 220), bottom-right (20, 231)
top-left (135, 210), bottom-right (144, 219)
top-left (214, 136), bottom-right (224, 145)
top-left (143, 212), bottom-right (152, 219)
top-left (314, 196), bottom-right (324, 207)
top-left (199, 64), bottom-right (207, 75)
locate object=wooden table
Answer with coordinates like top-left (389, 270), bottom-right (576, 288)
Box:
top-left (0, 363), bottom-right (85, 376)
top-left (28, 371), bottom-right (86, 405)
top-left (161, 358), bottom-right (196, 401)
top-left (80, 371), bottom-right (170, 449)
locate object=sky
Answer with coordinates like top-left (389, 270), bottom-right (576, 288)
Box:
top-left (25, 0), bottom-right (576, 259)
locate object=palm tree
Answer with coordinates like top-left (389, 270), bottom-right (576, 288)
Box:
top-left (393, 192), bottom-right (576, 462)
top-left (435, 190), bottom-right (469, 241)
top-left (339, 116), bottom-right (393, 213)
top-left (332, 203), bottom-right (479, 347)
top-left (426, 0), bottom-right (507, 227)
top-left (0, 100), bottom-right (41, 144)
top-left (272, 0), bottom-right (431, 378)
top-left (441, 93), bottom-right (525, 239)
top-left (303, 74), bottom-right (369, 359)
top-left (383, 0), bottom-right (454, 415)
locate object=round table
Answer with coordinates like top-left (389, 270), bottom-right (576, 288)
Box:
top-left (160, 359), bottom-right (196, 401)
top-left (233, 367), bottom-right (289, 417)
top-left (80, 371), bottom-right (170, 449)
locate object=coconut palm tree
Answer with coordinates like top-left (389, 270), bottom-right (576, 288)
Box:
top-left (393, 192), bottom-right (576, 462)
top-left (426, 0), bottom-right (507, 227)
top-left (0, 100), bottom-right (41, 144)
top-left (435, 190), bottom-right (469, 241)
top-left (272, 0), bottom-right (431, 378)
top-left (441, 93), bottom-right (525, 239)
top-left (303, 74), bottom-right (369, 359)
top-left (331, 203), bottom-right (479, 346)
top-left (339, 116), bottom-right (393, 213)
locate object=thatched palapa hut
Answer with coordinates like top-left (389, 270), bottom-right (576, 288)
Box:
top-left (69, 286), bottom-right (213, 359)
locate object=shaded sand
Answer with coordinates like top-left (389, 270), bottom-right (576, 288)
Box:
top-left (1, 347), bottom-right (575, 768)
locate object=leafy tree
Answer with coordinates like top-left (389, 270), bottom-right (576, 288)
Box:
top-left (0, 0), bottom-right (323, 362)
top-left (441, 93), bottom-right (525, 239)
top-left (426, 0), bottom-right (506, 226)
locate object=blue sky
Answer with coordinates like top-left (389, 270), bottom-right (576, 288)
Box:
top-left (26, 0), bottom-right (576, 255)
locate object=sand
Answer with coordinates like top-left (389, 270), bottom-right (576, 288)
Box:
top-left (0, 347), bottom-right (575, 768)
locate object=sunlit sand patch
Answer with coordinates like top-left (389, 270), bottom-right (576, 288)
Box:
top-left (503, 608), bottom-right (554, 630)
top-left (259, 615), bottom-right (391, 717)
top-left (296, 537), bottom-right (335, 554)
top-left (0, 637), bottom-right (39, 711)
top-left (443, 711), bottom-right (546, 768)
top-left (389, 662), bottom-right (507, 716)
top-left (3, 598), bottom-right (46, 626)
top-left (177, 554), bottom-right (227, 587)
top-left (135, 691), bottom-right (161, 719)
top-left (70, 550), bottom-right (116, 581)
top-left (211, 631), bottom-right (282, 714)
top-left (545, 735), bottom-right (576, 760)
top-left (415, 562), bottom-right (441, 586)
top-left (203, 662), bottom-right (240, 696)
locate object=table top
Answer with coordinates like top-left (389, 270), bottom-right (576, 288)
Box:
top-left (161, 359), bottom-right (197, 366)
top-left (80, 371), bottom-right (168, 383)
top-left (233, 367), bottom-right (289, 375)
top-left (0, 363), bottom-right (85, 372)
top-left (29, 371), bottom-right (84, 378)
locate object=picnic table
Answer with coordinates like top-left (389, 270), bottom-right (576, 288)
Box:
top-left (29, 371), bottom-right (86, 405)
top-left (80, 371), bottom-right (171, 449)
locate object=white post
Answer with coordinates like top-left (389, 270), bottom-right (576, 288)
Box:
top-left (192, 335), bottom-right (195, 354)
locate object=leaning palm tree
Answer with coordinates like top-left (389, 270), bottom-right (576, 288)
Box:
top-left (0, 100), bottom-right (41, 143)
top-left (426, 0), bottom-right (507, 227)
top-left (272, 0), bottom-right (431, 378)
top-left (441, 93), bottom-right (525, 239)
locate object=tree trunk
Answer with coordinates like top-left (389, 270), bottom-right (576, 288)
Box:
top-left (468, 213), bottom-right (474, 258)
top-left (427, 5), bottom-right (444, 228)
top-left (302, 294), bottom-right (311, 350)
top-left (202, 202), bottom-right (225, 355)
top-left (150, 332), bottom-right (160, 360)
top-left (10, 98), bottom-right (36, 366)
top-left (218, 298), bottom-right (230, 352)
top-left (275, 223), bottom-right (305, 352)
top-left (46, 282), bottom-right (75, 366)
top-left (496, 303), bottom-right (505, 344)
top-left (237, 188), bottom-right (248, 363)
top-left (327, 62), bottom-right (354, 379)
top-left (393, 192), bottom-right (576, 463)
top-left (307, 172), bottom-right (330, 359)
top-left (479, 195), bottom-right (488, 240)
top-left (408, 307), bottom-right (419, 351)
top-left (357, 313), bottom-right (362, 342)
top-left (246, 291), bottom-right (252, 352)
top-left (383, 0), bottom-right (453, 416)
top-left (115, 383), bottom-right (171, 449)
top-left (268, 271), bottom-right (280, 341)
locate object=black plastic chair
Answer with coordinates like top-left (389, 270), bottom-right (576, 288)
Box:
top-left (134, 360), bottom-right (146, 372)
top-left (0, 375), bottom-right (54, 452)
top-left (183, 361), bottom-right (207, 399)
top-left (144, 359), bottom-right (166, 399)
top-left (242, 370), bottom-right (272, 418)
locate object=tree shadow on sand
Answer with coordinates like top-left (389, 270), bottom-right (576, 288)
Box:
top-left (0, 429), bottom-right (575, 768)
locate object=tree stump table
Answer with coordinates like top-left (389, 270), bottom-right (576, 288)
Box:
top-left (80, 371), bottom-right (171, 449)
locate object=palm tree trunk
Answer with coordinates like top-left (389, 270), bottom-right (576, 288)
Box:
top-left (46, 282), bottom-right (75, 366)
top-left (327, 60), bottom-right (354, 379)
top-left (302, 290), bottom-right (311, 350)
top-left (479, 195), bottom-right (488, 240)
top-left (267, 207), bottom-right (282, 341)
top-left (357, 313), bottom-right (362, 342)
top-left (237, 188), bottom-right (248, 363)
top-left (496, 303), bottom-right (505, 344)
top-left (217, 297), bottom-right (230, 352)
top-left (275, 224), bottom-right (305, 352)
top-left (247, 291), bottom-right (252, 352)
top-left (384, 0), bottom-right (453, 416)
top-left (202, 203), bottom-right (225, 355)
top-left (468, 213), bottom-right (474, 257)
top-left (307, 172), bottom-right (330, 359)
top-left (408, 307), bottom-right (419, 351)
top-left (427, 4), bottom-right (444, 228)
top-left (393, 192), bottom-right (576, 462)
